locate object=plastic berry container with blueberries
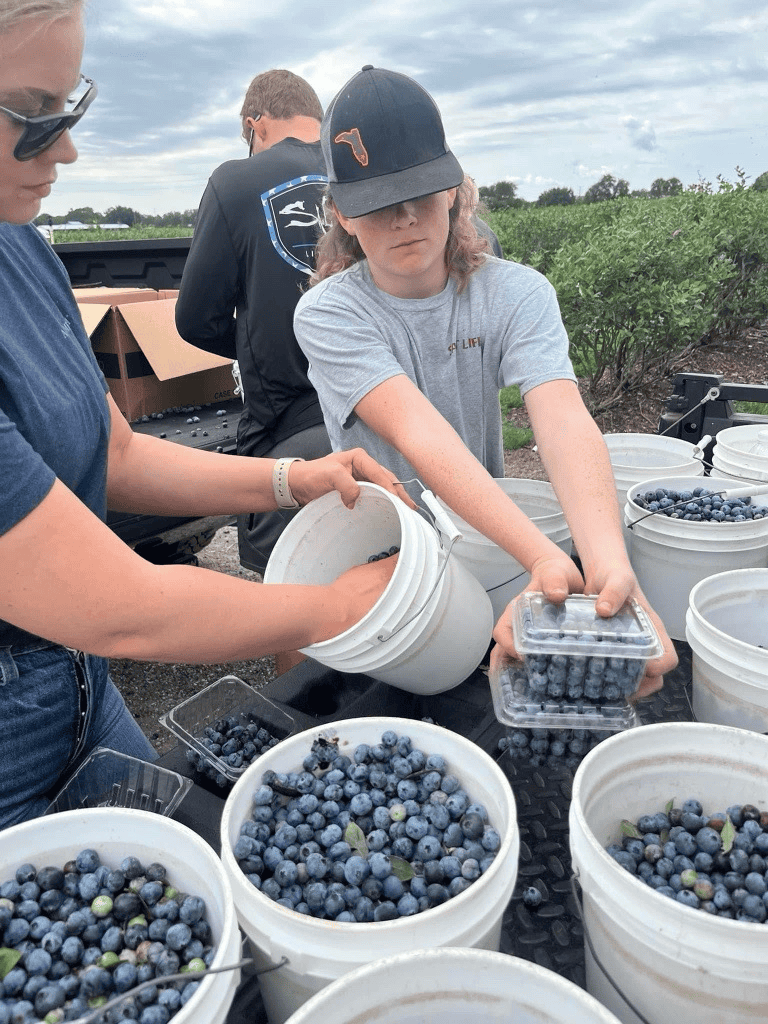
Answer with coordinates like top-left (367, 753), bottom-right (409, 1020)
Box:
top-left (160, 675), bottom-right (296, 786)
top-left (490, 592), bottom-right (661, 730)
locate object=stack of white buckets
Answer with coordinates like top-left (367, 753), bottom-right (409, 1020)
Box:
top-left (683, 425), bottom-right (768, 731)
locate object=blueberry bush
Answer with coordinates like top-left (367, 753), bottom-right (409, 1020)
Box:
top-left (488, 187), bottom-right (768, 414)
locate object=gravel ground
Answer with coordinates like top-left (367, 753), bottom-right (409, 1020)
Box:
top-left (110, 526), bottom-right (277, 756)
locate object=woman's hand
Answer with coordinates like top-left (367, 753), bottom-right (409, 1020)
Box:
top-left (321, 553), bottom-right (399, 639)
top-left (288, 449), bottom-right (417, 510)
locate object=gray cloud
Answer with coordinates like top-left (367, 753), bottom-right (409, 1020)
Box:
top-left (41, 0), bottom-right (768, 214)
top-left (623, 116), bottom-right (658, 151)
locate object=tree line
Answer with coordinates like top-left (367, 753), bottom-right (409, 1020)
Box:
top-left (479, 166), bottom-right (768, 210)
top-left (36, 168), bottom-right (768, 224)
top-left (34, 205), bottom-right (196, 227)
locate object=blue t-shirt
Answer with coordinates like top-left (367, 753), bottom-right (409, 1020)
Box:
top-left (0, 223), bottom-right (110, 644)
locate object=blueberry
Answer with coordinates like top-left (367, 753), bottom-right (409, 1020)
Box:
top-left (80, 965), bottom-right (113, 998)
top-left (178, 895), bottom-right (205, 925)
top-left (368, 852), bottom-right (392, 880)
top-left (112, 891), bottom-right (142, 922)
top-left (426, 883), bottom-right (450, 907)
top-left (33, 981), bottom-right (66, 1018)
top-left (75, 850), bottom-right (101, 875)
top-left (373, 901), bottom-right (398, 921)
top-left (397, 893), bottom-right (419, 917)
top-left (4, 917), bottom-right (31, 946)
top-left (610, 851), bottom-right (637, 874)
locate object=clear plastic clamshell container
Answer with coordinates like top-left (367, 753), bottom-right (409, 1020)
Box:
top-left (160, 675), bottom-right (296, 784)
top-left (45, 748), bottom-right (192, 816)
top-left (489, 593), bottom-right (661, 729)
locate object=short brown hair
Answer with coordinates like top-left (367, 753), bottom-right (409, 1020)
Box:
top-left (240, 70), bottom-right (323, 141)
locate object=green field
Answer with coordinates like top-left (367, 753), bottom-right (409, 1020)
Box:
top-left (48, 225), bottom-right (193, 243)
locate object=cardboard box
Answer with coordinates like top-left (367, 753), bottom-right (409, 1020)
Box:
top-left (72, 286), bottom-right (161, 305)
top-left (79, 297), bottom-right (235, 421)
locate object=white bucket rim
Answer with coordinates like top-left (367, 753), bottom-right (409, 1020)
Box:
top-left (220, 716), bottom-right (518, 945)
top-left (686, 568), bottom-right (768, 660)
top-left (570, 722), bottom-right (768, 952)
top-left (711, 451), bottom-right (768, 483)
top-left (604, 431), bottom-right (703, 470)
top-left (436, 478), bottom-right (568, 545)
top-left (281, 946), bottom-right (623, 1023)
top-left (712, 424), bottom-right (768, 453)
top-left (624, 475), bottom-right (768, 537)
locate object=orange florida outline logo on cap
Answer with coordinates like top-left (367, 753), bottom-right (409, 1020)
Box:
top-left (334, 127), bottom-right (369, 166)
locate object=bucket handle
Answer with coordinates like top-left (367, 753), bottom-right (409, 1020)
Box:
top-left (373, 483), bottom-right (462, 645)
top-left (627, 482), bottom-right (768, 531)
top-left (570, 871), bottom-right (654, 1024)
top-left (70, 956), bottom-right (289, 1024)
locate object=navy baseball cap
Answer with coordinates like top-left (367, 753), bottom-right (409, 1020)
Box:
top-left (321, 66), bottom-right (464, 218)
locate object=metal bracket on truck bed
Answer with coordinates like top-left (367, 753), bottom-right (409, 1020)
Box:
top-left (658, 372), bottom-right (768, 461)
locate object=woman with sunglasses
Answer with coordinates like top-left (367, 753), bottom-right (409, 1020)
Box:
top-left (0, 1), bottom-right (410, 830)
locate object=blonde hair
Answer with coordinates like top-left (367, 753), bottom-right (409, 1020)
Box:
top-left (311, 177), bottom-right (490, 293)
top-left (240, 70), bottom-right (322, 143)
top-left (0, 0), bottom-right (83, 33)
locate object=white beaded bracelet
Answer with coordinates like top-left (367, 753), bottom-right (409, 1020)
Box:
top-left (273, 457), bottom-right (305, 509)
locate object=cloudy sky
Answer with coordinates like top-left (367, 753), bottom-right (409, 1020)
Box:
top-left (43, 0), bottom-right (768, 218)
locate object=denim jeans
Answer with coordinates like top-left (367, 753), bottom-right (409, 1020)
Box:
top-left (0, 640), bottom-right (156, 831)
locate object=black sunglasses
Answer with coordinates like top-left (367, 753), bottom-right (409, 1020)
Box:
top-left (0, 75), bottom-right (97, 161)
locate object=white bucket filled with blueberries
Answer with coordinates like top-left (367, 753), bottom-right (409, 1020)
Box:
top-left (0, 807), bottom-right (242, 1024)
top-left (569, 722), bottom-right (768, 1024)
top-left (624, 475), bottom-right (768, 640)
top-left (218, 716), bottom-right (519, 1024)
top-left (603, 432), bottom-right (706, 549)
top-left (686, 568), bottom-right (768, 732)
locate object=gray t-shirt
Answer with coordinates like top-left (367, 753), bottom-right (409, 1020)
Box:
top-left (294, 255), bottom-right (575, 499)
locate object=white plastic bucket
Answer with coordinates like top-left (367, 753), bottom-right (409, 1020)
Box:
top-left (264, 484), bottom-right (494, 694)
top-left (0, 808), bottom-right (241, 1024)
top-left (570, 722), bottom-right (768, 1024)
top-left (282, 947), bottom-right (623, 1024)
top-left (711, 424), bottom-right (768, 485)
top-left (603, 433), bottom-right (705, 549)
top-left (686, 568), bottom-right (768, 731)
top-left (219, 716), bottom-right (519, 1024)
top-left (623, 474), bottom-right (768, 640)
top-left (436, 478), bottom-right (572, 622)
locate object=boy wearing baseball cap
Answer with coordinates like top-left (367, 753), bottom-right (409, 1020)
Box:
top-left (294, 66), bottom-right (676, 693)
